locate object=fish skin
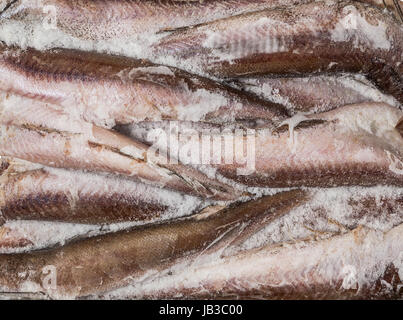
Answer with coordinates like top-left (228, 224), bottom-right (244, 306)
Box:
top-left (0, 157), bottom-right (204, 224)
top-left (0, 0), bottom-right (312, 40)
top-left (217, 103), bottom-right (403, 187)
top-left (0, 44), bottom-right (288, 128)
top-left (122, 102), bottom-right (403, 188)
top-left (0, 225), bottom-right (33, 249)
top-left (124, 224), bottom-right (403, 300)
top-left (344, 193), bottom-right (403, 222)
top-left (229, 74), bottom-right (402, 115)
top-left (154, 1), bottom-right (403, 103)
top-left (0, 189), bottom-right (309, 298)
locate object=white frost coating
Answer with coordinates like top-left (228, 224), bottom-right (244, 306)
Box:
top-left (0, 17), bottom-right (207, 78)
top-left (233, 78), bottom-right (294, 110)
top-left (176, 88), bottom-right (229, 122)
top-left (386, 151), bottom-right (403, 175)
top-left (0, 220), bottom-right (100, 254)
top-left (0, 19), bottom-right (162, 61)
top-left (331, 5), bottom-right (391, 50)
top-left (116, 65), bottom-right (177, 82)
top-left (105, 224), bottom-right (403, 299)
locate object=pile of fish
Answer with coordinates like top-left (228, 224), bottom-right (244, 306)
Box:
top-left (0, 0), bottom-right (402, 299)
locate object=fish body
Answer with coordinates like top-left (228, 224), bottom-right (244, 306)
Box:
top-left (0, 0), bottom-right (311, 40)
top-left (217, 103), bottom-right (403, 187)
top-left (0, 190), bottom-right (308, 298)
top-left (154, 1), bottom-right (403, 103)
top-left (0, 95), bottom-right (240, 200)
top-left (1, 0), bottom-right (400, 40)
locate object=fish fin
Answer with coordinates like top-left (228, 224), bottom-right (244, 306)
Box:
top-left (396, 117), bottom-right (403, 138)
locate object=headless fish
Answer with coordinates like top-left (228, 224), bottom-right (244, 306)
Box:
top-left (0, 44), bottom-right (287, 128)
top-left (0, 157), bottom-right (203, 224)
top-left (0, 189), bottom-right (308, 298)
top-left (154, 1), bottom-right (403, 103)
top-left (120, 224), bottom-right (403, 299)
top-left (229, 74), bottom-right (402, 115)
top-left (228, 186), bottom-right (403, 254)
top-left (122, 102), bottom-right (403, 188)
top-left (361, 0), bottom-right (403, 22)
top-left (0, 0), bottom-right (315, 41)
